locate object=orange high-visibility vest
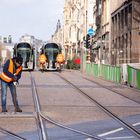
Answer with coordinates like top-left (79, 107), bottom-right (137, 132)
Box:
top-left (0, 59), bottom-right (22, 83)
top-left (56, 54), bottom-right (64, 63)
top-left (39, 54), bottom-right (47, 63)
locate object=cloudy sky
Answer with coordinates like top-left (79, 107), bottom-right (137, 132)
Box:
top-left (0, 0), bottom-right (65, 42)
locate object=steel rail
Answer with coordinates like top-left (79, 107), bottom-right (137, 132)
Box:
top-left (84, 77), bottom-right (140, 104)
top-left (40, 113), bottom-right (105, 140)
top-left (29, 72), bottom-right (104, 140)
top-left (30, 72), bottom-right (48, 140)
top-left (0, 127), bottom-right (26, 140)
top-left (57, 73), bottom-right (140, 139)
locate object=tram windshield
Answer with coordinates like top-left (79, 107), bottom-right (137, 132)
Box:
top-left (17, 43), bottom-right (31, 49)
top-left (44, 48), bottom-right (59, 61)
top-left (17, 48), bottom-right (31, 62)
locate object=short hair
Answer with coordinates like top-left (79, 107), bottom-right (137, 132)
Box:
top-left (13, 56), bottom-right (23, 64)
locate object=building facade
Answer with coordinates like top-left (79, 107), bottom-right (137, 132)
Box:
top-left (52, 20), bottom-right (64, 54)
top-left (111, 0), bottom-right (140, 65)
top-left (53, 0), bottom-right (140, 66)
top-left (63, 0), bottom-right (88, 60)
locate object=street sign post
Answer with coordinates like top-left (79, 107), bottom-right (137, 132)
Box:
top-left (86, 28), bottom-right (94, 64)
top-left (87, 28), bottom-right (94, 36)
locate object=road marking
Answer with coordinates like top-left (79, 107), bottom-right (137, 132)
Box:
top-left (133, 122), bottom-right (140, 126)
top-left (98, 122), bottom-right (140, 137)
top-left (98, 128), bottom-right (124, 137)
top-left (106, 136), bottom-right (135, 139)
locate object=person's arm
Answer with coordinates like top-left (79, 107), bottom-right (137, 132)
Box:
top-left (17, 70), bottom-right (22, 81)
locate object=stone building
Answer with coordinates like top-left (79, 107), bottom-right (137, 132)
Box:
top-left (55, 0), bottom-right (140, 66)
top-left (92, 0), bottom-right (111, 64)
top-left (52, 19), bottom-right (64, 54)
top-left (63, 0), bottom-right (87, 60)
top-left (111, 0), bottom-right (140, 65)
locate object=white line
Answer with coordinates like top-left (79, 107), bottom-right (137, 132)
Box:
top-left (98, 122), bottom-right (140, 137)
top-left (133, 122), bottom-right (140, 126)
top-left (98, 128), bottom-right (124, 137)
top-left (106, 136), bottom-right (135, 140)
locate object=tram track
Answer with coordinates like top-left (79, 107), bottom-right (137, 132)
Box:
top-left (55, 72), bottom-right (140, 139)
top-left (0, 72), bottom-right (47, 140)
top-left (83, 76), bottom-right (140, 104)
top-left (0, 71), bottom-right (104, 140)
top-left (40, 113), bottom-right (104, 140)
top-left (0, 70), bottom-right (139, 140)
top-left (30, 72), bottom-right (105, 140)
top-left (30, 72), bottom-right (48, 140)
top-left (0, 72), bottom-right (48, 140)
top-left (0, 126), bottom-right (26, 140)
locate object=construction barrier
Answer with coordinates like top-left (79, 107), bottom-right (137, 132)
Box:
top-left (86, 63), bottom-right (140, 90)
top-left (127, 65), bottom-right (140, 90)
top-left (86, 63), bottom-right (121, 84)
top-left (99, 64), bottom-right (121, 83)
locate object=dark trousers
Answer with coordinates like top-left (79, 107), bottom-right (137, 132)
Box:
top-left (1, 80), bottom-right (19, 110)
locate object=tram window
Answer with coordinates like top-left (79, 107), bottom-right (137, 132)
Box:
top-left (53, 51), bottom-right (58, 59)
top-left (17, 50), bottom-right (31, 62)
top-left (44, 47), bottom-right (60, 61)
top-left (26, 52), bottom-right (30, 62)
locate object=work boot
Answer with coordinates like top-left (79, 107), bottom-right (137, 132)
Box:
top-left (2, 109), bottom-right (8, 112)
top-left (15, 108), bottom-right (22, 112)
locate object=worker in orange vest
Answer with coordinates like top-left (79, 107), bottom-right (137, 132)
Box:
top-left (0, 56), bottom-right (23, 112)
top-left (56, 53), bottom-right (65, 70)
top-left (56, 53), bottom-right (65, 63)
top-left (38, 54), bottom-right (47, 70)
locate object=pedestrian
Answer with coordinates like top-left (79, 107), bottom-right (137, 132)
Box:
top-left (0, 56), bottom-right (23, 112)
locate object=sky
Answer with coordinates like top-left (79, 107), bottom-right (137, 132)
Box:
top-left (0, 0), bottom-right (65, 42)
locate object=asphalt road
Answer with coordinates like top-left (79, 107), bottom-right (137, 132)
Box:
top-left (0, 70), bottom-right (140, 140)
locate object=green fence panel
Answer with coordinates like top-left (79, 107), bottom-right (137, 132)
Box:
top-left (127, 65), bottom-right (136, 87)
top-left (127, 65), bottom-right (132, 85)
top-left (110, 67), bottom-right (113, 81)
top-left (91, 63), bottom-right (94, 76)
top-left (85, 63), bottom-right (121, 84)
top-left (116, 67), bottom-right (121, 83)
top-left (127, 65), bottom-right (140, 90)
top-left (86, 64), bottom-right (90, 75)
top-left (136, 70), bottom-right (140, 89)
top-left (93, 63), bottom-right (98, 76)
top-left (86, 63), bottom-right (140, 89)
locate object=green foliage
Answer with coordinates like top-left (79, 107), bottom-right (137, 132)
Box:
top-left (66, 56), bottom-right (80, 70)
top-left (66, 60), bottom-right (74, 69)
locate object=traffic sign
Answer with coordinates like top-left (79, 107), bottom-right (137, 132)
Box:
top-left (87, 28), bottom-right (94, 36)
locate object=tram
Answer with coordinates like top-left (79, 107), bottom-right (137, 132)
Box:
top-left (39, 43), bottom-right (64, 71)
top-left (13, 42), bottom-right (35, 71)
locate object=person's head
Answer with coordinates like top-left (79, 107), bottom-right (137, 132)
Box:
top-left (13, 56), bottom-right (23, 67)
